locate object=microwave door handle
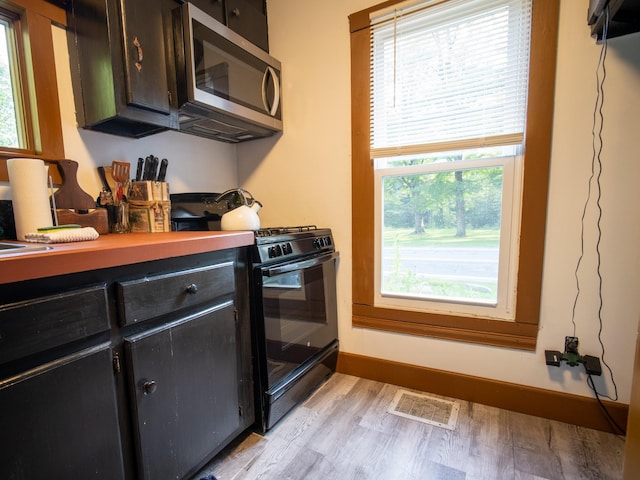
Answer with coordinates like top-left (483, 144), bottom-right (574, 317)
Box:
top-left (264, 252), bottom-right (339, 277)
top-left (262, 66), bottom-right (280, 116)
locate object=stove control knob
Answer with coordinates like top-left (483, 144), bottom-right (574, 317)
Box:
top-left (313, 238), bottom-right (321, 249)
top-left (283, 242), bottom-right (293, 255)
top-left (269, 244), bottom-right (283, 257)
top-left (325, 236), bottom-right (332, 246)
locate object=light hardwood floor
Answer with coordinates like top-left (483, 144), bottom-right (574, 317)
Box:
top-left (195, 373), bottom-right (625, 480)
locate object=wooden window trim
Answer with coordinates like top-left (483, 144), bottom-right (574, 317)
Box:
top-left (349, 0), bottom-right (560, 351)
top-left (0, 0), bottom-right (66, 183)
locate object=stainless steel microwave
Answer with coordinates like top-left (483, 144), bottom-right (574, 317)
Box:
top-left (172, 3), bottom-right (282, 143)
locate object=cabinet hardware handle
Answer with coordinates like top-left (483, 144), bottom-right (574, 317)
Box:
top-left (143, 380), bottom-right (157, 394)
top-left (113, 352), bottom-right (121, 374)
top-left (185, 283), bottom-right (198, 294)
top-left (133, 37), bottom-right (143, 72)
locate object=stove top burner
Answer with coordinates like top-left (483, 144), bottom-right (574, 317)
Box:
top-left (255, 225), bottom-right (318, 237)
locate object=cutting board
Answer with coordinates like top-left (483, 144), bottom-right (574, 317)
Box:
top-left (53, 159), bottom-right (96, 210)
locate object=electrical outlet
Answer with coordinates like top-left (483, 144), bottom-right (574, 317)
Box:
top-left (564, 336), bottom-right (579, 354)
top-left (544, 336), bottom-right (602, 375)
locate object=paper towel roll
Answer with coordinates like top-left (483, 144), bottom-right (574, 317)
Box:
top-left (7, 158), bottom-right (53, 241)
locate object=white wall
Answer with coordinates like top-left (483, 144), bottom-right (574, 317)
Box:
top-left (239, 0), bottom-right (640, 404)
top-left (0, 25), bottom-right (239, 201)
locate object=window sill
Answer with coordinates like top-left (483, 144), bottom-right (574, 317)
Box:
top-left (353, 303), bottom-right (538, 351)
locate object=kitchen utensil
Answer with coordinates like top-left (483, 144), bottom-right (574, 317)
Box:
top-left (54, 159), bottom-right (96, 211)
top-left (135, 158), bottom-right (144, 181)
top-left (103, 166), bottom-right (118, 197)
top-left (149, 156), bottom-right (159, 181)
top-left (111, 161), bottom-right (130, 202)
top-left (51, 159), bottom-right (108, 234)
top-left (49, 175), bottom-right (58, 226)
top-left (157, 158), bottom-right (168, 182)
top-left (142, 156), bottom-right (151, 181)
top-left (112, 161), bottom-right (130, 183)
top-left (97, 166), bottom-right (111, 193)
top-left (216, 188), bottom-right (262, 231)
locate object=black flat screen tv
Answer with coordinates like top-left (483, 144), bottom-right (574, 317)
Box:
top-left (588, 0), bottom-right (640, 40)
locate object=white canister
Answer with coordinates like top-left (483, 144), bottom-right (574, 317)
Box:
top-left (7, 158), bottom-right (53, 240)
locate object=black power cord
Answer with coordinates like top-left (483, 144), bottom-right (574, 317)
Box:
top-left (570, 4), bottom-right (622, 428)
top-left (587, 368), bottom-right (626, 435)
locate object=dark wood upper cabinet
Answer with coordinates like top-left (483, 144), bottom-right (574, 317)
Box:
top-left (120, 0), bottom-right (173, 114)
top-left (66, 0), bottom-right (179, 138)
top-left (185, 0), bottom-right (269, 51)
top-left (62, 0), bottom-right (270, 139)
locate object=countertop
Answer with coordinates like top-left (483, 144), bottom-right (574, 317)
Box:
top-left (0, 231), bottom-right (255, 285)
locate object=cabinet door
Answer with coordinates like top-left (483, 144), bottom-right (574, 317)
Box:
top-left (188, 0), bottom-right (225, 24)
top-left (124, 301), bottom-right (240, 480)
top-left (0, 343), bottom-right (125, 479)
top-left (225, 0), bottom-right (269, 51)
top-left (120, 0), bottom-right (172, 114)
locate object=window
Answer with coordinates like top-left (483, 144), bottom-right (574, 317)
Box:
top-left (0, 0), bottom-right (65, 181)
top-left (0, 11), bottom-right (23, 149)
top-left (349, 0), bottom-right (560, 350)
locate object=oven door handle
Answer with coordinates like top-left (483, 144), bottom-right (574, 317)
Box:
top-left (263, 251), bottom-right (339, 277)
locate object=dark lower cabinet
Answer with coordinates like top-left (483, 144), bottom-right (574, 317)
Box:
top-left (124, 301), bottom-right (241, 480)
top-left (0, 343), bottom-right (125, 479)
top-left (0, 249), bottom-right (253, 480)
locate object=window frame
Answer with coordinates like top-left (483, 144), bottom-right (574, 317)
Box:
top-left (349, 0), bottom-right (560, 350)
top-left (0, 0), bottom-right (65, 183)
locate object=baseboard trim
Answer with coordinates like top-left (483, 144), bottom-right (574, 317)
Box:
top-left (336, 351), bottom-right (628, 435)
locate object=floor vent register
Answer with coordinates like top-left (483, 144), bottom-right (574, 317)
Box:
top-left (388, 389), bottom-right (460, 430)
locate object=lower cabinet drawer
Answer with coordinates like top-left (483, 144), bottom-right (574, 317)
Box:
top-left (117, 261), bottom-right (235, 326)
top-left (0, 284), bottom-right (110, 365)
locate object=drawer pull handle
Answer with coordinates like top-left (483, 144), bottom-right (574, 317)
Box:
top-left (185, 283), bottom-right (198, 294)
top-left (143, 380), bottom-right (157, 394)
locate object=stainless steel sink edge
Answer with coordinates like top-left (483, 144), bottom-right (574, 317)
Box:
top-left (0, 242), bottom-right (54, 256)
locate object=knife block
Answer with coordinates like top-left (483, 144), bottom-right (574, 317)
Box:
top-left (129, 181), bottom-right (170, 201)
top-left (129, 201), bottom-right (171, 233)
top-left (55, 208), bottom-right (109, 234)
top-left (128, 181), bottom-right (171, 233)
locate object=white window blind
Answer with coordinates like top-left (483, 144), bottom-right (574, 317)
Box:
top-left (370, 0), bottom-right (532, 158)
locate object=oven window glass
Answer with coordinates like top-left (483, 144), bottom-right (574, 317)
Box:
top-left (262, 260), bottom-right (338, 387)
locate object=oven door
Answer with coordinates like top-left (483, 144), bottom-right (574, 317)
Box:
top-left (255, 251), bottom-right (339, 390)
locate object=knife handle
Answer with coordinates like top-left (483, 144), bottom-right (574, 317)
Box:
top-left (150, 156), bottom-right (159, 181)
top-left (135, 158), bottom-right (144, 181)
top-left (98, 166), bottom-right (111, 192)
top-left (157, 158), bottom-right (168, 182)
top-left (142, 156), bottom-right (151, 180)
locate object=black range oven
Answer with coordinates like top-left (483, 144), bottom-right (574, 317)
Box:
top-left (251, 226), bottom-right (339, 431)
top-left (170, 194), bottom-right (339, 432)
